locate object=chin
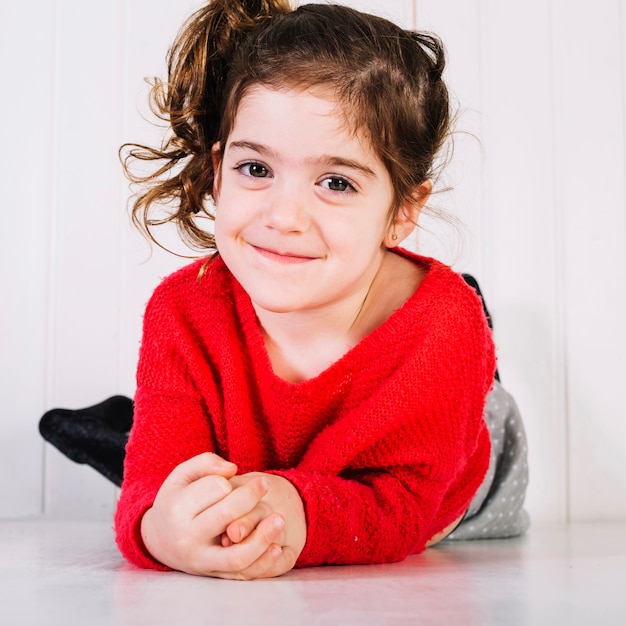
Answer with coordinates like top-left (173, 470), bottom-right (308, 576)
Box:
top-left (251, 298), bottom-right (303, 315)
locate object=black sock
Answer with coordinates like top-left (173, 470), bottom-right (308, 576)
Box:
top-left (38, 396), bottom-right (133, 487)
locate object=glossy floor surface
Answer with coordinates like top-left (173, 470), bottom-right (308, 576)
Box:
top-left (2, 520), bottom-right (625, 625)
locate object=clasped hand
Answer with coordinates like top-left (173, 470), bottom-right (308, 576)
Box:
top-left (140, 452), bottom-right (307, 579)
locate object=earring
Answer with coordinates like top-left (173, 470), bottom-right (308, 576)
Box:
top-left (391, 233), bottom-right (398, 241)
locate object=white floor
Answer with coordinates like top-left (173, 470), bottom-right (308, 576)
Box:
top-left (1, 520), bottom-right (625, 626)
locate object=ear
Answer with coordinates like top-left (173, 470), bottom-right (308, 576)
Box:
top-left (384, 180), bottom-right (432, 248)
top-left (211, 142), bottom-right (222, 201)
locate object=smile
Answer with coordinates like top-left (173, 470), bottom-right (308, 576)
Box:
top-left (250, 244), bottom-right (318, 264)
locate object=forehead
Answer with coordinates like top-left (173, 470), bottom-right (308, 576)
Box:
top-left (234, 85), bottom-right (342, 129)
top-left (228, 85), bottom-right (378, 162)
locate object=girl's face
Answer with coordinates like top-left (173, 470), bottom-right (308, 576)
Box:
top-left (213, 86), bottom-right (413, 319)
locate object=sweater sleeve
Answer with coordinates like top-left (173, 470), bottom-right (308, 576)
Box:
top-left (276, 424), bottom-right (491, 568)
top-left (114, 274), bottom-right (218, 570)
top-left (274, 278), bottom-right (496, 567)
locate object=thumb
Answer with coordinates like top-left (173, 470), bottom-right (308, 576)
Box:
top-left (168, 452), bottom-right (238, 487)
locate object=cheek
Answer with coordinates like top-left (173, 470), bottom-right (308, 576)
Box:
top-left (334, 210), bottom-right (388, 250)
top-left (213, 203), bottom-right (232, 250)
top-left (213, 196), bottom-right (251, 245)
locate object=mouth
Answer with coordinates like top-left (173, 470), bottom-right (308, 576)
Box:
top-left (250, 244), bottom-right (319, 264)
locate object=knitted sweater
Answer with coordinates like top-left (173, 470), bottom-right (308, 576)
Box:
top-left (114, 250), bottom-right (496, 569)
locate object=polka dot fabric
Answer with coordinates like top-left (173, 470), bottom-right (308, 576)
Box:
top-left (446, 380), bottom-right (530, 541)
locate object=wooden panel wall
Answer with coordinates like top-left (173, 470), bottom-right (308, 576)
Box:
top-left (1, 0), bottom-right (624, 523)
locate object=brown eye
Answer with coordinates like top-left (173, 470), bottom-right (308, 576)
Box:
top-left (238, 162), bottom-right (270, 178)
top-left (321, 176), bottom-right (354, 192)
top-left (249, 163), bottom-right (268, 177)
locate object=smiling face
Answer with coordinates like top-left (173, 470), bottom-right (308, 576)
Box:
top-left (213, 86), bottom-right (416, 321)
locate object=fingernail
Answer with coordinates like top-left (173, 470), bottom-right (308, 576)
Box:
top-left (217, 477), bottom-right (232, 494)
top-left (273, 516), bottom-right (285, 531)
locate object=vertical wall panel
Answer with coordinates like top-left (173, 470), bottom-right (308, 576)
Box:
top-left (552, 0), bottom-right (626, 520)
top-left (43, 0), bottom-right (127, 518)
top-left (479, 0), bottom-right (567, 522)
top-left (415, 0), bottom-right (486, 277)
top-left (0, 2), bottom-right (56, 518)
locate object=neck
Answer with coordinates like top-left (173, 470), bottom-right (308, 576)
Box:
top-left (252, 250), bottom-right (423, 382)
top-left (254, 288), bottom-right (366, 382)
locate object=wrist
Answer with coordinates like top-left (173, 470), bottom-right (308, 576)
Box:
top-left (273, 475), bottom-right (307, 557)
top-left (139, 507), bottom-right (161, 564)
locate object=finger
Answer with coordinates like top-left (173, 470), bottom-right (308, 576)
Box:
top-left (166, 453), bottom-right (237, 489)
top-left (172, 473), bottom-right (234, 520)
top-left (224, 501), bottom-right (272, 544)
top-left (212, 544), bottom-right (284, 581)
top-left (214, 533), bottom-right (299, 580)
top-left (195, 475), bottom-right (269, 533)
top-left (244, 544), bottom-right (300, 580)
top-left (198, 513), bottom-right (286, 576)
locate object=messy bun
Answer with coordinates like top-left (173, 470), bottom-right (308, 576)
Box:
top-left (122, 0), bottom-right (291, 252)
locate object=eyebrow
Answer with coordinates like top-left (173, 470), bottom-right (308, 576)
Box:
top-left (227, 140), bottom-right (377, 178)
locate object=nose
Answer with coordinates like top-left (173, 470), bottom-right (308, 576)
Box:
top-left (263, 181), bottom-right (310, 233)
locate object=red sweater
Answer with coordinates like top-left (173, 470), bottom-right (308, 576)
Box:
top-left (114, 250), bottom-right (496, 569)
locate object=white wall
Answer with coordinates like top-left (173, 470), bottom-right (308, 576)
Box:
top-left (1, 0), bottom-right (625, 524)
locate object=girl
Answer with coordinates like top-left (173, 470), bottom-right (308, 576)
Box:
top-left (114, 0), bottom-right (529, 580)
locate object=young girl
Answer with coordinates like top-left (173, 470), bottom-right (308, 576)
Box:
top-left (114, 0), bottom-right (529, 580)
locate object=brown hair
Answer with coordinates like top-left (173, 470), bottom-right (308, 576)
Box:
top-left (123, 0), bottom-right (451, 253)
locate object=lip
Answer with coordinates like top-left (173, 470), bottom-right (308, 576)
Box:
top-left (250, 243), bottom-right (318, 264)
